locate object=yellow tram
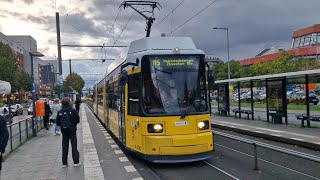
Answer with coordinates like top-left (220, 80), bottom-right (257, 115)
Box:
top-left (93, 37), bottom-right (214, 163)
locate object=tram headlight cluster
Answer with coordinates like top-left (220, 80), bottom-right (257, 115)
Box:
top-left (198, 120), bottom-right (209, 130)
top-left (147, 124), bottom-right (163, 133)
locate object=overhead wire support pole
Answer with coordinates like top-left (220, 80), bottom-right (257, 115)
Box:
top-left (120, 1), bottom-right (161, 37)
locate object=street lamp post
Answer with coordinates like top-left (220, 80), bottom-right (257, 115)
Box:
top-left (29, 52), bottom-right (44, 137)
top-left (213, 27), bottom-right (230, 80)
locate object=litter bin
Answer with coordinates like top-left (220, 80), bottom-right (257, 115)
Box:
top-left (273, 114), bottom-right (282, 124)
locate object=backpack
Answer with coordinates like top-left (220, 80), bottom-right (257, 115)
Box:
top-left (59, 110), bottom-right (73, 129)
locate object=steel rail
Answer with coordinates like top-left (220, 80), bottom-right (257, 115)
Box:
top-left (214, 130), bottom-right (320, 170)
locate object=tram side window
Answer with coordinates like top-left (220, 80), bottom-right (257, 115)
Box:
top-left (128, 74), bottom-right (140, 115)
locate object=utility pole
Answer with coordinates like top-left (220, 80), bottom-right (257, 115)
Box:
top-left (56, 12), bottom-right (63, 99)
top-left (69, 59), bottom-right (73, 101)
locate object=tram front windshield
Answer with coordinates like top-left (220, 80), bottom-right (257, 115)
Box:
top-left (142, 55), bottom-right (208, 115)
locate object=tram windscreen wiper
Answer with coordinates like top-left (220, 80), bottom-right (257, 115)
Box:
top-left (180, 99), bottom-right (199, 119)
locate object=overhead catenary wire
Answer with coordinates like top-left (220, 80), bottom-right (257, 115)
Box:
top-left (153, 0), bottom-right (186, 29)
top-left (167, 0), bottom-right (219, 36)
top-left (104, 8), bottom-right (137, 60)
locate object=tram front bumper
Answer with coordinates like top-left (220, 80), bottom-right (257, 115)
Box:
top-left (143, 131), bottom-right (214, 155)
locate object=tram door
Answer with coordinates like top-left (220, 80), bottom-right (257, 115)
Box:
top-left (120, 78), bottom-right (126, 145)
top-left (266, 78), bottom-right (287, 123)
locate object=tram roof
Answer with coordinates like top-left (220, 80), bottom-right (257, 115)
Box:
top-left (128, 37), bottom-right (197, 54)
top-left (215, 69), bottom-right (320, 84)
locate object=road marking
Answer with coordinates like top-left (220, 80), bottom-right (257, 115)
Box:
top-left (111, 145), bottom-right (118, 148)
top-left (105, 137), bottom-right (112, 140)
top-left (115, 150), bottom-right (123, 154)
top-left (203, 161), bottom-right (240, 180)
top-left (108, 140), bottom-right (115, 143)
top-left (82, 105), bottom-right (105, 180)
top-left (132, 177), bottom-right (143, 180)
top-left (119, 157), bottom-right (129, 162)
top-left (124, 166), bottom-right (137, 172)
top-left (270, 134), bottom-right (282, 137)
top-left (290, 138), bottom-right (304, 141)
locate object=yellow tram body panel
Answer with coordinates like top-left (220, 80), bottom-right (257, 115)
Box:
top-left (109, 109), bottom-right (120, 138)
top-left (125, 114), bottom-right (214, 156)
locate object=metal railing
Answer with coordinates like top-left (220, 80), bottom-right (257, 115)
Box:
top-left (3, 116), bottom-right (44, 157)
top-left (214, 131), bottom-right (320, 170)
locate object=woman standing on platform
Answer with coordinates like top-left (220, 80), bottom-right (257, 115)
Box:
top-left (51, 98), bottom-right (61, 135)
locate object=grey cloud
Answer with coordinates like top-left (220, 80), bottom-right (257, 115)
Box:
top-left (22, 0), bottom-right (33, 4)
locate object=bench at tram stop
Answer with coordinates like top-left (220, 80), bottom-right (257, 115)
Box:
top-left (268, 110), bottom-right (285, 124)
top-left (218, 109), bottom-right (228, 116)
top-left (232, 108), bottom-right (253, 120)
top-left (296, 113), bottom-right (320, 127)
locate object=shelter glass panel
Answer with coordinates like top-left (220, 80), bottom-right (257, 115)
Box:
top-left (267, 79), bottom-right (286, 124)
top-left (308, 75), bottom-right (320, 119)
top-left (218, 83), bottom-right (229, 114)
top-left (287, 77), bottom-right (306, 125)
top-left (253, 80), bottom-right (267, 121)
top-left (229, 82), bottom-right (239, 110)
top-left (240, 81), bottom-right (251, 111)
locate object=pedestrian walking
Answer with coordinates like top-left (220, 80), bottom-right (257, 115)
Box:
top-left (74, 98), bottom-right (82, 114)
top-left (43, 99), bottom-right (52, 130)
top-left (56, 97), bottom-right (81, 167)
top-left (0, 115), bottom-right (9, 175)
top-left (51, 98), bottom-right (61, 135)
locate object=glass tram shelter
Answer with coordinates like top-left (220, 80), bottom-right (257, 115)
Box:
top-left (213, 69), bottom-right (320, 125)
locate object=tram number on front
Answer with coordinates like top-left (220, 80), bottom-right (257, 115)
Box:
top-left (175, 121), bottom-right (188, 126)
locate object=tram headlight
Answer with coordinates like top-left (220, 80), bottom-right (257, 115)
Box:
top-left (198, 120), bottom-right (209, 130)
top-left (147, 124), bottom-right (163, 133)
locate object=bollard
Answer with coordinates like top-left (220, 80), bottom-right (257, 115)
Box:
top-left (10, 126), bottom-right (12, 152)
top-left (26, 119), bottom-right (28, 138)
top-left (19, 122), bottom-right (21, 144)
top-left (253, 143), bottom-right (259, 170)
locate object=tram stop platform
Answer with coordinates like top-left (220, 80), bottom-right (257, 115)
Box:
top-left (1, 105), bottom-right (143, 180)
top-left (211, 115), bottom-right (320, 150)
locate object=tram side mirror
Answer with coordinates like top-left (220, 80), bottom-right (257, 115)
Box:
top-left (208, 70), bottom-right (215, 84)
top-left (120, 70), bottom-right (128, 85)
top-left (132, 58), bottom-right (140, 70)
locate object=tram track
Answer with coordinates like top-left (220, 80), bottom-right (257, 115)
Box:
top-left (213, 129), bottom-right (320, 180)
top-left (202, 160), bottom-right (241, 180)
top-left (86, 101), bottom-right (320, 179)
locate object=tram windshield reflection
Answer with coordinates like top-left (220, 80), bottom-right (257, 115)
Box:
top-left (142, 55), bottom-right (208, 115)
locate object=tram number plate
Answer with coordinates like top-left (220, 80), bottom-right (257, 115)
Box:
top-left (175, 121), bottom-right (188, 126)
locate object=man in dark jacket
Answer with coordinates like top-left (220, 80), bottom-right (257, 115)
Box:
top-left (56, 97), bottom-right (81, 167)
top-left (0, 115), bottom-right (9, 172)
top-left (74, 98), bottom-right (82, 114)
top-left (43, 99), bottom-right (52, 130)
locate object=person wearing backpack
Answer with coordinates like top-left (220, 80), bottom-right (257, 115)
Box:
top-left (56, 97), bottom-right (81, 167)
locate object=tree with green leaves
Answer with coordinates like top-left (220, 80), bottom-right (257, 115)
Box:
top-left (0, 42), bottom-right (31, 93)
top-left (0, 42), bottom-right (18, 89)
top-left (63, 72), bottom-right (85, 94)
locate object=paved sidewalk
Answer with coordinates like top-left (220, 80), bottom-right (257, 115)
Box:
top-left (1, 105), bottom-right (143, 180)
top-left (211, 115), bottom-right (320, 150)
top-left (1, 116), bottom-right (85, 180)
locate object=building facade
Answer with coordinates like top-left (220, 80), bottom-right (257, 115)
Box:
top-left (0, 32), bottom-right (24, 68)
top-left (240, 24), bottom-right (320, 66)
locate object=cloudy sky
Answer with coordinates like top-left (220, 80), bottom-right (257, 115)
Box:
top-left (0, 0), bottom-right (319, 89)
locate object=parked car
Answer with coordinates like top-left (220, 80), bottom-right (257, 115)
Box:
top-left (10, 104), bottom-right (23, 116)
top-left (0, 107), bottom-right (13, 124)
top-left (289, 91), bottom-right (319, 105)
